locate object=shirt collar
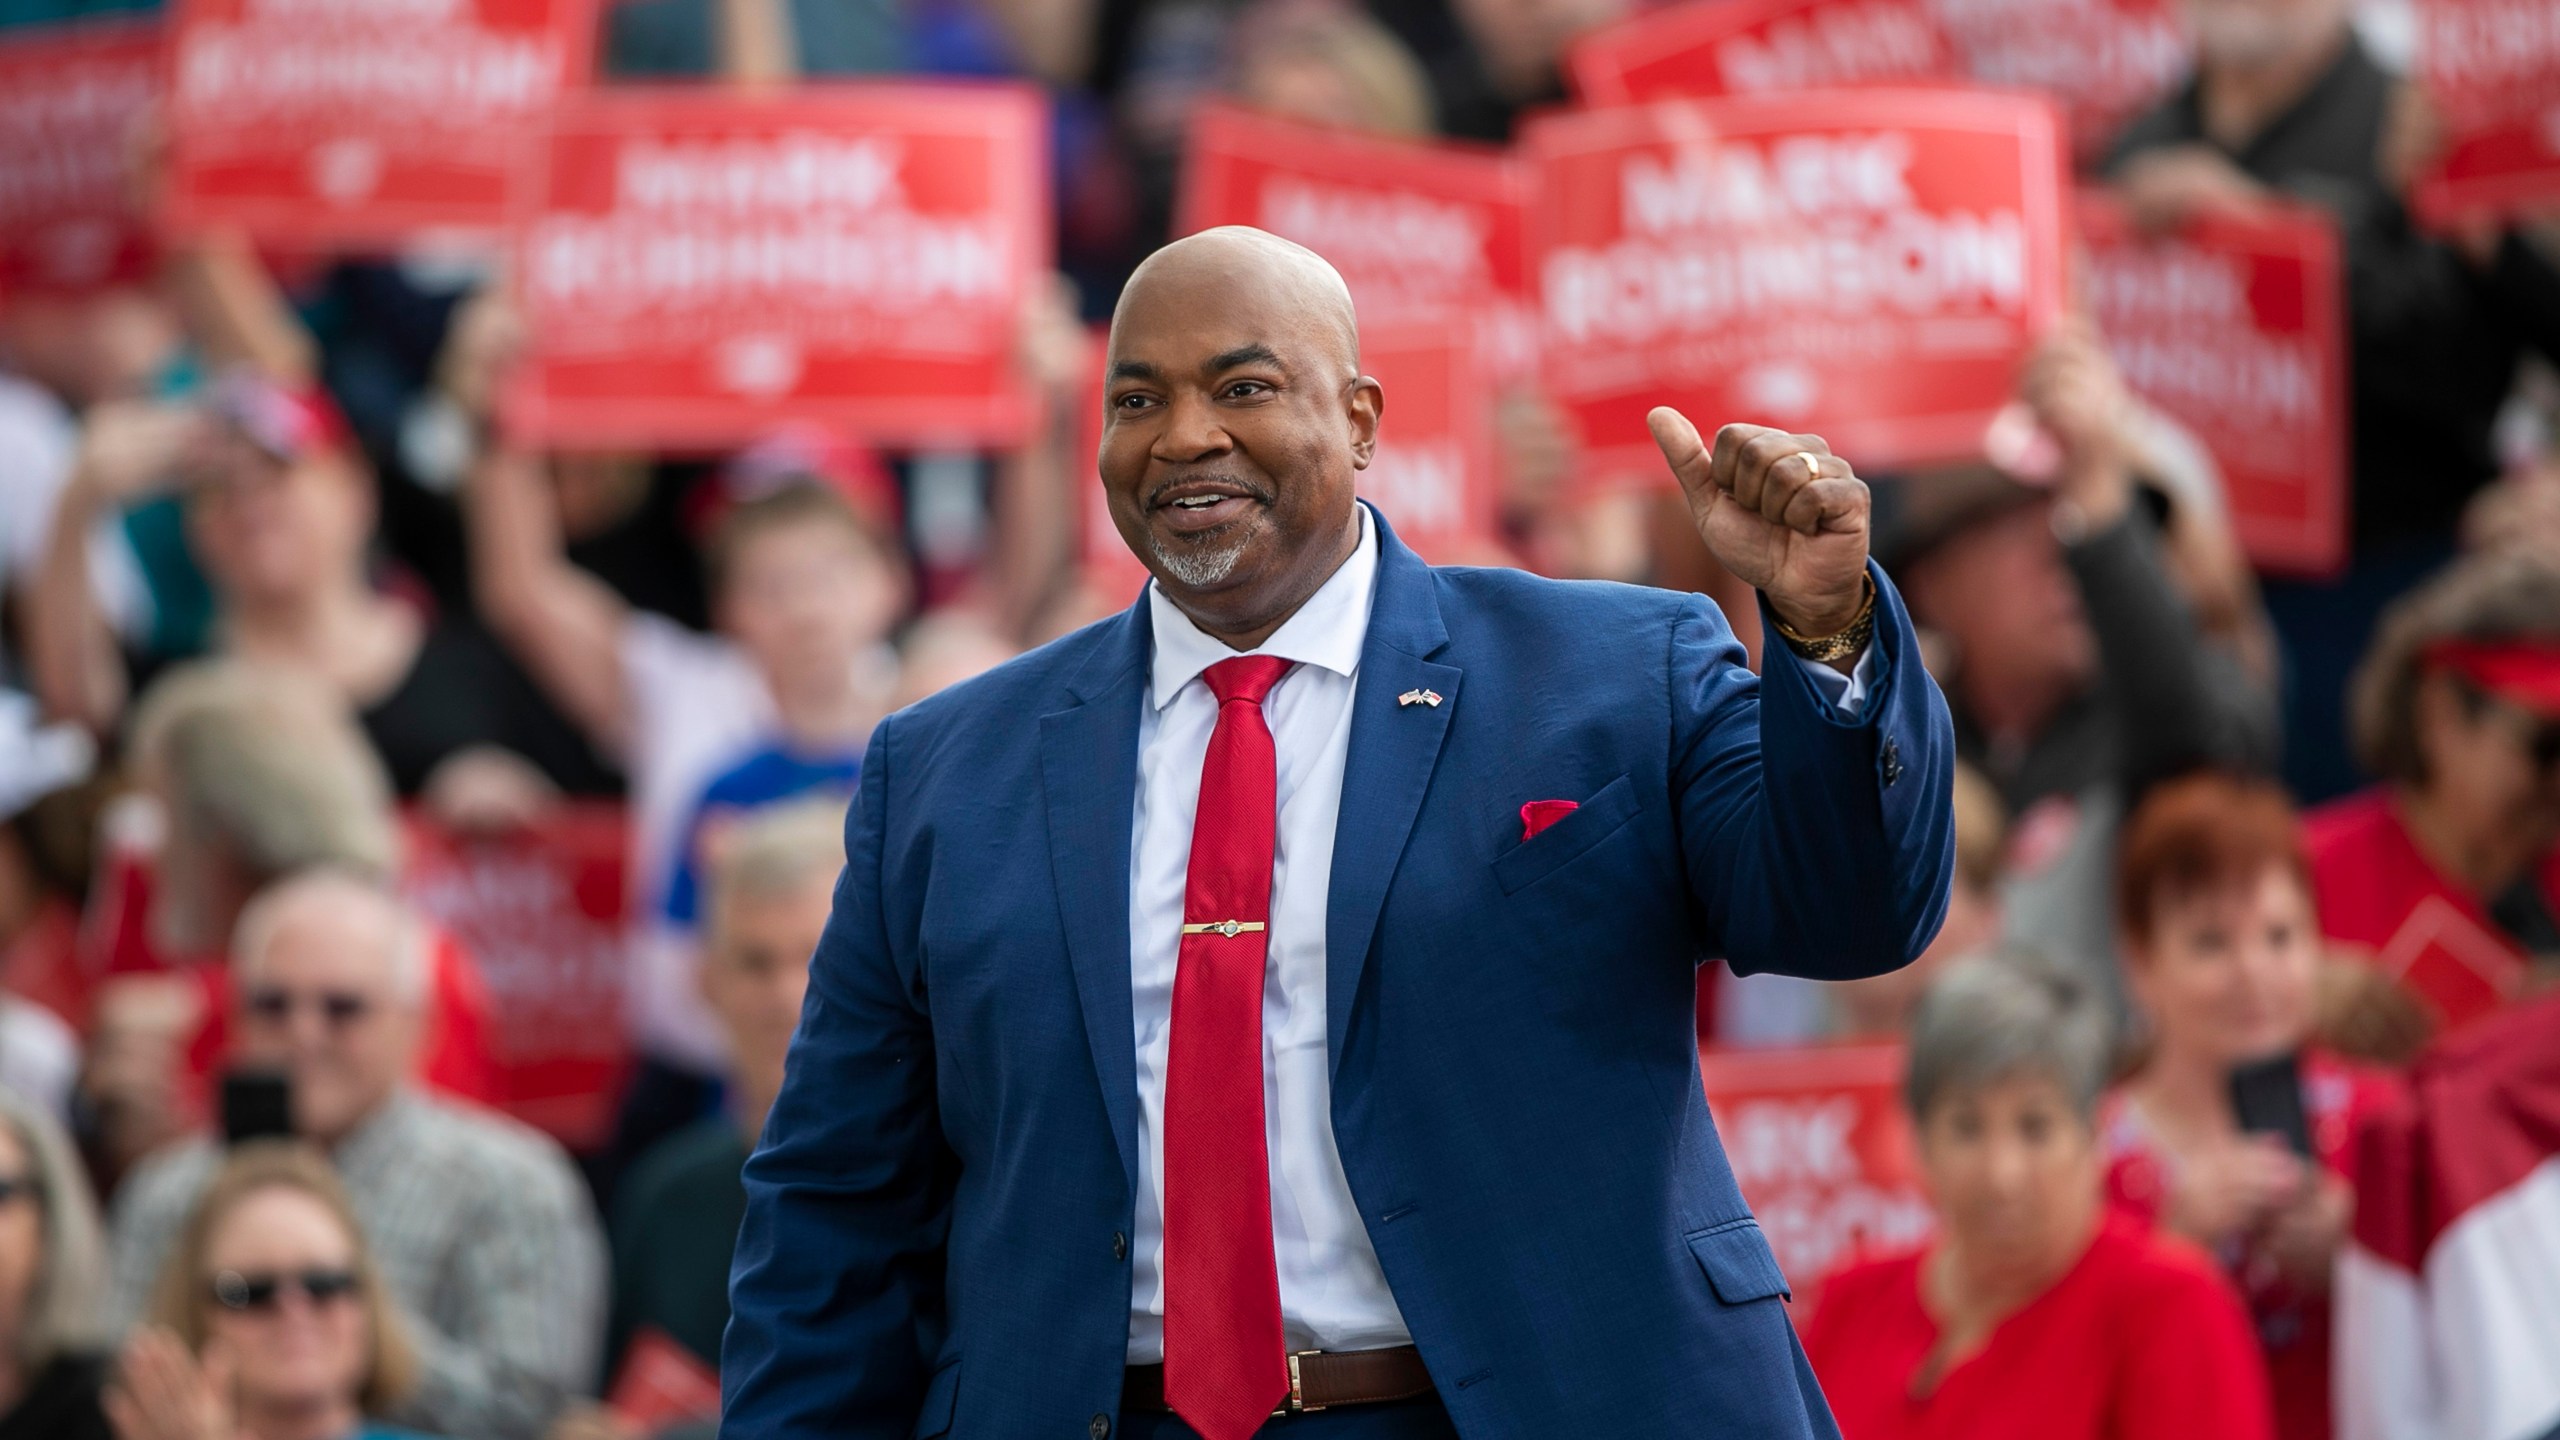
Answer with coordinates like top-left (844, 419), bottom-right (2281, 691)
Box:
top-left (1146, 504), bottom-right (1378, 712)
top-left (330, 1087), bottom-right (425, 1174)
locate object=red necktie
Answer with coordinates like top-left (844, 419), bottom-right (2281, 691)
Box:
top-left (1163, 654), bottom-right (1294, 1440)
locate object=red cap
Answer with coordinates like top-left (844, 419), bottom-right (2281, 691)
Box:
top-left (2424, 639), bottom-right (2560, 717)
top-left (688, 425), bottom-right (901, 541)
top-left (204, 369), bottom-right (351, 464)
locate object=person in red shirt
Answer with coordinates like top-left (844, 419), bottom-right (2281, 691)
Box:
top-left (2306, 555), bottom-right (2560, 1043)
top-left (1804, 950), bottom-right (2274, 1440)
top-left (2100, 772), bottom-right (2400, 1440)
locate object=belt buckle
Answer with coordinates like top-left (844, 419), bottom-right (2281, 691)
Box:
top-left (1279, 1351), bottom-right (1326, 1416)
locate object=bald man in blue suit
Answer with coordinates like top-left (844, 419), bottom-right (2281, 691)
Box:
top-left (722, 228), bottom-right (1955, 1439)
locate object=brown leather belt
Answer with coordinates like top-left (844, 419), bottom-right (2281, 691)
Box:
top-left (1123, 1346), bottom-right (1435, 1417)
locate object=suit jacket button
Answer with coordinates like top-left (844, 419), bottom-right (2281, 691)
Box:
top-left (1112, 1231), bottom-right (1128, 1261)
top-left (1881, 738), bottom-right (1904, 788)
top-left (1090, 1414), bottom-right (1111, 1440)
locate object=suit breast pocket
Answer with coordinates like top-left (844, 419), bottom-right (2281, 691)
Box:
top-left (1490, 773), bottom-right (1640, 896)
top-left (1686, 1218), bottom-right (1792, 1305)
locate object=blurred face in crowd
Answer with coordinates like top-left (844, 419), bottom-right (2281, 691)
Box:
top-left (201, 1185), bottom-right (370, 1416)
top-left (702, 867), bottom-right (832, 1105)
top-left (2130, 864), bottom-right (2321, 1072)
top-left (1103, 228), bottom-right (1379, 646)
top-left (2413, 675), bottom-right (2560, 863)
top-left (1904, 503), bottom-right (2098, 722)
top-left (183, 434), bottom-right (371, 614)
top-left (1242, 51), bottom-right (1387, 133)
top-left (233, 888), bottom-right (422, 1146)
top-left (1230, 4), bottom-right (1433, 139)
top-left (716, 516), bottom-right (904, 689)
top-left (2183, 0), bottom-right (2349, 70)
top-left (1452, 0), bottom-right (1628, 99)
top-left (0, 1125), bottom-right (42, 1352)
top-left (1919, 1072), bottom-right (2100, 1283)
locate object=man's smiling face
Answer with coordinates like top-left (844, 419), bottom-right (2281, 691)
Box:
top-left (1100, 228), bottom-right (1381, 648)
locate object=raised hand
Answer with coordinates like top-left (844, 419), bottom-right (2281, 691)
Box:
top-left (70, 400), bottom-right (205, 509)
top-left (105, 1327), bottom-right (236, 1440)
top-left (1647, 408), bottom-right (1872, 640)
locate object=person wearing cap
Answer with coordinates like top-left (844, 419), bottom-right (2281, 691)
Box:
top-left (1878, 325), bottom-right (2278, 1013)
top-left (2304, 554), bottom-right (2560, 1040)
top-left (23, 371), bottom-right (609, 817)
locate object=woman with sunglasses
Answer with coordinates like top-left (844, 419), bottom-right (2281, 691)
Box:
top-left (108, 1142), bottom-right (439, 1440)
top-left (0, 1088), bottom-right (113, 1440)
top-left (2304, 555), bottom-right (2560, 1054)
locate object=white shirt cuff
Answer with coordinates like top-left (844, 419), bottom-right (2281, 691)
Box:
top-left (1792, 644), bottom-right (1876, 718)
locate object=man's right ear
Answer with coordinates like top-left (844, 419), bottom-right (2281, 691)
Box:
top-left (1347, 375), bottom-right (1384, 470)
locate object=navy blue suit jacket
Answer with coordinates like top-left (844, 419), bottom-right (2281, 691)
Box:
top-left (723, 507), bottom-right (1956, 1438)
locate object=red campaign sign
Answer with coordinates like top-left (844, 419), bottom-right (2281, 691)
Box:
top-left (1177, 101), bottom-right (1528, 326)
top-left (1073, 319), bottom-right (1505, 589)
top-left (2080, 196), bottom-right (2348, 577)
top-left (1930, 0), bottom-right (2187, 164)
top-left (2375, 896), bottom-right (2529, 1035)
top-left (2412, 0), bottom-right (2560, 222)
top-left (1700, 1042), bottom-right (1934, 1303)
top-left (1350, 321), bottom-right (1502, 563)
top-left (401, 804), bottom-right (631, 1151)
top-left (1525, 89), bottom-right (2070, 484)
top-left (0, 22), bottom-right (160, 294)
top-left (162, 0), bottom-right (595, 246)
top-left (1568, 0), bottom-right (1956, 108)
top-left (507, 85), bottom-right (1049, 451)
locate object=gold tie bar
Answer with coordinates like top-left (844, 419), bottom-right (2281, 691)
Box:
top-left (1181, 920), bottom-right (1267, 938)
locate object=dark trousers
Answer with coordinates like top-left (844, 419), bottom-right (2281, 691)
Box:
top-left (1116, 1397), bottom-right (1461, 1440)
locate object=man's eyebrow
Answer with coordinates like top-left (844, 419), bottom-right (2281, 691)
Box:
top-left (1208, 343), bottom-right (1285, 373)
top-left (1108, 358), bottom-right (1162, 384)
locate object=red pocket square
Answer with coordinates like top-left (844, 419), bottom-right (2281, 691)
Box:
top-left (1520, 799), bottom-right (1579, 842)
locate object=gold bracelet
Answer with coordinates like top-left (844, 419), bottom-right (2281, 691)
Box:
top-left (1769, 576), bottom-right (1877, 664)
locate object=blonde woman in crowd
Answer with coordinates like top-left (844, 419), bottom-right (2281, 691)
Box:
top-left (109, 1142), bottom-right (437, 1440)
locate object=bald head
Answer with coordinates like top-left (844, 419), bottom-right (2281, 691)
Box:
top-left (232, 870), bottom-right (425, 1004)
top-left (1114, 227), bottom-right (1362, 380)
top-left (1100, 227), bottom-right (1382, 648)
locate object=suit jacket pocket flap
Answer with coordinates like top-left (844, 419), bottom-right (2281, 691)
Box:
top-left (911, 1355), bottom-right (961, 1438)
top-left (1687, 1221), bottom-right (1791, 1304)
top-left (1492, 773), bottom-right (1639, 895)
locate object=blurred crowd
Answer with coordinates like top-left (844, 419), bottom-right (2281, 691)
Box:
top-left (0, 0), bottom-right (2556, 1437)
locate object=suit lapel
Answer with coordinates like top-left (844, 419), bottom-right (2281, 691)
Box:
top-left (1039, 602), bottom-right (1150, 1194)
top-left (1325, 510), bottom-right (1457, 1082)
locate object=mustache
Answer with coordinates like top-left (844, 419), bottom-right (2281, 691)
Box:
top-left (1144, 473), bottom-right (1277, 509)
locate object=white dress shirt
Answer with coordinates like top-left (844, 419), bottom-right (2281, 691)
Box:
top-left (1123, 506), bottom-right (1872, 1360)
top-left (1127, 506), bottom-right (1406, 1361)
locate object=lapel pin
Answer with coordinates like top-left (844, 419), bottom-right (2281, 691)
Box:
top-left (1396, 688), bottom-right (1443, 708)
